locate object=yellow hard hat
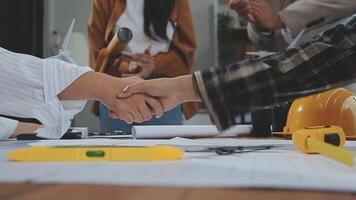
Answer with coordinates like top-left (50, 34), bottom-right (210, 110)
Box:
top-left (283, 88), bottom-right (356, 139)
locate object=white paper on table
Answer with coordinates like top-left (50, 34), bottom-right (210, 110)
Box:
top-left (132, 125), bottom-right (252, 139)
top-left (2, 139), bottom-right (356, 192)
top-left (29, 137), bottom-right (271, 148)
top-left (28, 138), bottom-right (219, 147)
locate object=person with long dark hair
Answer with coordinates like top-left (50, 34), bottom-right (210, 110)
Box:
top-left (88, 0), bottom-right (197, 133)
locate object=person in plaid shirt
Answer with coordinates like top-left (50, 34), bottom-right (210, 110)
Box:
top-left (118, 16), bottom-right (356, 131)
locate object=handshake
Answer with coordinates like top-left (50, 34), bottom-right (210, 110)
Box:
top-left (59, 72), bottom-right (201, 124)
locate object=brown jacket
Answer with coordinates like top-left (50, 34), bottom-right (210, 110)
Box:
top-left (88, 0), bottom-right (198, 119)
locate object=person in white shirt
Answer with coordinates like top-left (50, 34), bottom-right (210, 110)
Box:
top-left (0, 48), bottom-right (163, 140)
top-left (229, 0), bottom-right (356, 51)
top-left (228, 0), bottom-right (356, 135)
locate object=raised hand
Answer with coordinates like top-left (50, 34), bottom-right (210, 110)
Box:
top-left (250, 0), bottom-right (284, 30)
top-left (118, 75), bottom-right (201, 112)
top-left (229, 0), bottom-right (256, 23)
top-left (229, 0), bottom-right (284, 31)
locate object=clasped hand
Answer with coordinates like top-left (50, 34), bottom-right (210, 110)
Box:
top-left (121, 46), bottom-right (155, 79)
top-left (98, 75), bottom-right (163, 124)
top-left (59, 72), bottom-right (198, 124)
top-left (104, 75), bottom-right (201, 124)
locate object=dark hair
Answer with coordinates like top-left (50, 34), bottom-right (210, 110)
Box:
top-left (144, 0), bottom-right (176, 41)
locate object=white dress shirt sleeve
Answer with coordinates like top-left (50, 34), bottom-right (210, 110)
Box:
top-left (0, 48), bottom-right (93, 139)
top-left (0, 117), bottom-right (19, 140)
top-left (280, 28), bottom-right (294, 44)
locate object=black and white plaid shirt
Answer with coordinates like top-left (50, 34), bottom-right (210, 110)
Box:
top-left (194, 16), bottom-right (356, 131)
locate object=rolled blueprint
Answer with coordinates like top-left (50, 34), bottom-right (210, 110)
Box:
top-left (132, 125), bottom-right (252, 139)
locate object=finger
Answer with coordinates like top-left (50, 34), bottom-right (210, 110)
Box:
top-left (133, 55), bottom-right (154, 65)
top-left (133, 53), bottom-right (151, 60)
top-left (118, 112), bottom-right (134, 124)
top-left (142, 57), bottom-right (155, 66)
top-left (234, 3), bottom-right (247, 14)
top-left (239, 9), bottom-right (250, 18)
top-left (145, 97), bottom-right (164, 118)
top-left (133, 61), bottom-right (154, 78)
top-left (250, 0), bottom-right (266, 10)
top-left (250, 5), bottom-right (264, 20)
top-left (130, 106), bottom-right (144, 123)
top-left (232, 0), bottom-right (244, 9)
top-left (236, 0), bottom-right (250, 13)
top-left (247, 13), bottom-right (257, 23)
top-left (135, 62), bottom-right (153, 74)
top-left (119, 82), bottom-right (148, 98)
top-left (236, 5), bottom-right (252, 19)
top-left (110, 102), bottom-right (136, 124)
top-left (135, 60), bottom-right (148, 68)
top-left (144, 45), bottom-right (152, 55)
top-left (109, 110), bottom-right (120, 119)
top-left (119, 79), bottom-right (164, 98)
top-left (137, 99), bottom-right (153, 121)
top-left (228, 0), bottom-right (237, 9)
top-left (229, 0), bottom-right (239, 5)
top-left (125, 62), bottom-right (147, 76)
top-left (250, 0), bottom-right (264, 5)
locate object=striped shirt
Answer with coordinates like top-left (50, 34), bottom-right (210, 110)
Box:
top-left (194, 16), bottom-right (356, 131)
top-left (0, 48), bottom-right (92, 139)
top-left (0, 117), bottom-right (19, 139)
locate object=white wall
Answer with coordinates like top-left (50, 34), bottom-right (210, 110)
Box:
top-left (189, 0), bottom-right (216, 70)
top-left (44, 0), bottom-right (92, 58)
top-left (44, 0), bottom-right (216, 131)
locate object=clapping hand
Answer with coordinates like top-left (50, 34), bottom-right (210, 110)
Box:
top-left (229, 0), bottom-right (284, 31)
top-left (249, 0), bottom-right (284, 30)
top-left (122, 46), bottom-right (155, 79)
top-left (229, 0), bottom-right (256, 23)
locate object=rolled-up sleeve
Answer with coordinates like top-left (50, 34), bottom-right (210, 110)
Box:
top-left (0, 48), bottom-right (92, 139)
top-left (0, 117), bottom-right (18, 140)
top-left (194, 18), bottom-right (356, 130)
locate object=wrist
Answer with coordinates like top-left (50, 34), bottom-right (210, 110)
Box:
top-left (174, 75), bottom-right (201, 103)
top-left (58, 71), bottom-right (101, 101)
top-left (91, 72), bottom-right (114, 102)
top-left (273, 14), bottom-right (285, 30)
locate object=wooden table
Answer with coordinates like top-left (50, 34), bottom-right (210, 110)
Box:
top-left (1, 183), bottom-right (355, 200)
